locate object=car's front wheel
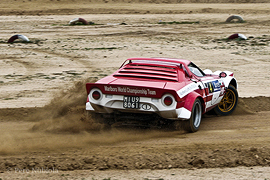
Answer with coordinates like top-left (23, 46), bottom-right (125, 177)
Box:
top-left (183, 98), bottom-right (202, 133)
top-left (214, 85), bottom-right (238, 116)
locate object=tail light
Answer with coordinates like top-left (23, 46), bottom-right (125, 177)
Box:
top-left (90, 88), bottom-right (102, 101)
top-left (164, 96), bottom-right (173, 106)
top-left (162, 94), bottom-right (175, 107)
top-left (92, 90), bottom-right (101, 100)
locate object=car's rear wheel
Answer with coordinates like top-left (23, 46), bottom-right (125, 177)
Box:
top-left (214, 85), bottom-right (238, 116)
top-left (183, 98), bottom-right (202, 133)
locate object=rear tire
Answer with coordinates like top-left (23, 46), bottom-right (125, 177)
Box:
top-left (183, 98), bottom-right (202, 133)
top-left (214, 85), bottom-right (238, 116)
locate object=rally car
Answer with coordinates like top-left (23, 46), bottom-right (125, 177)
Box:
top-left (86, 58), bottom-right (238, 132)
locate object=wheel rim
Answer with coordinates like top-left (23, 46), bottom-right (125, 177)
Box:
top-left (193, 102), bottom-right (202, 128)
top-left (218, 88), bottom-right (236, 112)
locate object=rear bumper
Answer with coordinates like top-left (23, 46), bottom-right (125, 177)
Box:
top-left (86, 101), bottom-right (191, 120)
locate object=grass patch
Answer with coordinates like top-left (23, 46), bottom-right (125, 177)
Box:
top-left (0, 39), bottom-right (42, 44)
top-left (3, 98), bottom-right (14, 100)
top-left (84, 47), bottom-right (118, 50)
top-left (0, 40), bottom-right (33, 44)
top-left (158, 21), bottom-right (199, 25)
top-left (215, 38), bottom-right (246, 42)
top-left (64, 22), bottom-right (102, 26)
top-left (214, 21), bottom-right (246, 24)
top-left (44, 76), bottom-right (56, 80)
top-left (98, 74), bottom-right (108, 77)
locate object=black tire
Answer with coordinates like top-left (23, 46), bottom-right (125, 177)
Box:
top-left (183, 98), bottom-right (202, 133)
top-left (225, 15), bottom-right (244, 23)
top-left (214, 85), bottom-right (238, 116)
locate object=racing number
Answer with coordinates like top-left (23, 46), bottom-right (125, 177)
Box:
top-left (205, 81), bottom-right (216, 94)
top-left (208, 82), bottom-right (214, 93)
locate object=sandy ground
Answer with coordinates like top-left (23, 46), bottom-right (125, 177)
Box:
top-left (0, 1), bottom-right (270, 179)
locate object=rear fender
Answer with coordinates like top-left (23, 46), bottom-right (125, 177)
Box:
top-left (183, 92), bottom-right (204, 112)
top-left (223, 77), bottom-right (237, 89)
top-left (86, 83), bottom-right (96, 95)
top-left (229, 78), bottom-right (237, 89)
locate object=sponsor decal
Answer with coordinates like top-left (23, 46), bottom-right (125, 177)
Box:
top-left (205, 80), bottom-right (221, 93)
top-left (104, 86), bottom-right (117, 92)
top-left (205, 82), bottom-right (213, 93)
top-left (177, 83), bottom-right (198, 98)
top-left (141, 104), bottom-right (151, 110)
top-left (104, 86), bottom-right (156, 96)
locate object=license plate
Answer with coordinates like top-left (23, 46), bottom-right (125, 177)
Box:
top-left (123, 96), bottom-right (140, 109)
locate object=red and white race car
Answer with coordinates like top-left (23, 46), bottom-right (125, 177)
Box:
top-left (86, 58), bottom-right (238, 132)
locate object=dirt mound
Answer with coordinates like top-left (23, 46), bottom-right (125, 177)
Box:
top-left (240, 96), bottom-right (270, 112)
top-left (234, 96), bottom-right (270, 115)
top-left (1, 146), bottom-right (270, 172)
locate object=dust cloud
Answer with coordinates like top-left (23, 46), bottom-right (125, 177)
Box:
top-left (0, 79), bottom-right (178, 155)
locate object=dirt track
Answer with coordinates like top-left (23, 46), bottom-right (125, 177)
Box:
top-left (1, 97), bottom-right (270, 179)
top-left (0, 1), bottom-right (270, 179)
